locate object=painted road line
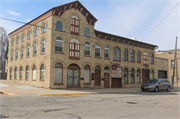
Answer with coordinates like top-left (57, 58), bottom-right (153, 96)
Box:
top-left (0, 91), bottom-right (17, 96)
top-left (40, 93), bottom-right (93, 96)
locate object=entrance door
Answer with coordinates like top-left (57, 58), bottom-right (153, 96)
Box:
top-left (67, 64), bottom-right (80, 88)
top-left (95, 70), bottom-right (100, 86)
top-left (111, 78), bottom-right (122, 88)
top-left (142, 69), bottom-right (149, 84)
top-left (104, 73), bottom-right (109, 88)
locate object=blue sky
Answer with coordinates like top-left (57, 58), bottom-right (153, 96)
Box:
top-left (0, 0), bottom-right (179, 51)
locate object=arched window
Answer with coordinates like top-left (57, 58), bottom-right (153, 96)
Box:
top-left (32, 65), bottom-right (36, 80)
top-left (26, 66), bottom-right (29, 79)
top-left (95, 65), bottom-right (101, 70)
top-left (150, 54), bottom-right (154, 64)
top-left (71, 15), bottom-right (79, 34)
top-left (150, 70), bottom-right (154, 79)
top-left (21, 46), bottom-right (24, 58)
top-left (137, 69), bottom-right (141, 83)
top-left (11, 50), bottom-right (13, 61)
top-left (113, 47), bottom-right (120, 61)
top-left (27, 44), bottom-right (30, 57)
top-left (104, 45), bottom-right (109, 58)
top-left (20, 67), bottom-right (23, 79)
top-left (34, 42), bottom-right (37, 55)
top-left (84, 27), bottom-right (90, 36)
top-left (137, 51), bottom-right (141, 63)
top-left (104, 66), bottom-right (109, 70)
top-left (15, 48), bottom-right (18, 60)
top-left (28, 30), bottom-right (31, 39)
top-left (55, 36), bottom-right (63, 52)
top-left (131, 68), bottom-right (135, 83)
top-left (56, 21), bottom-right (64, 31)
top-left (34, 27), bottom-right (38, 36)
top-left (84, 41), bottom-right (91, 56)
top-left (42, 23), bottom-right (46, 32)
top-left (95, 44), bottom-right (101, 57)
top-left (124, 49), bottom-right (128, 61)
top-left (16, 36), bottom-right (19, 44)
top-left (131, 50), bottom-right (135, 61)
top-left (40, 64), bottom-right (44, 80)
top-left (54, 63), bottom-right (63, 84)
top-left (41, 39), bottom-right (45, 53)
top-left (69, 39), bottom-right (80, 60)
top-left (21, 34), bottom-right (24, 41)
top-left (124, 68), bottom-right (128, 83)
top-left (15, 67), bottom-right (17, 79)
top-left (84, 65), bottom-right (90, 84)
top-left (10, 68), bottom-right (12, 79)
top-left (143, 52), bottom-right (148, 66)
top-left (11, 39), bottom-right (14, 45)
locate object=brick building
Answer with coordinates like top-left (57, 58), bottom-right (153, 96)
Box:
top-left (7, 1), bottom-right (160, 88)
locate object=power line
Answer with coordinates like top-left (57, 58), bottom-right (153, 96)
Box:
top-left (141, 0), bottom-right (180, 41)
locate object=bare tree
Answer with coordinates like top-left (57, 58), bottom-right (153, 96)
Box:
top-left (0, 26), bottom-right (9, 72)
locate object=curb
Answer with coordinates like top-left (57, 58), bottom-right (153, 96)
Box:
top-left (0, 91), bottom-right (17, 96)
top-left (39, 92), bottom-right (93, 96)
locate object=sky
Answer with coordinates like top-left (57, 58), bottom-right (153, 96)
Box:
top-left (0, 0), bottom-right (179, 51)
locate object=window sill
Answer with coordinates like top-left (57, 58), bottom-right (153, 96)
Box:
top-left (26, 56), bottom-right (30, 58)
top-left (137, 61), bottom-right (141, 63)
top-left (71, 32), bottom-right (79, 35)
top-left (41, 32), bottom-right (46, 34)
top-left (130, 83), bottom-right (135, 84)
top-left (34, 35), bottom-right (38, 37)
top-left (21, 41), bottom-right (24, 42)
top-left (137, 83), bottom-right (141, 84)
top-left (84, 55), bottom-right (91, 57)
top-left (55, 29), bottom-right (65, 32)
top-left (41, 53), bottom-right (45, 55)
top-left (94, 56), bottom-right (102, 59)
top-left (83, 83), bottom-right (91, 85)
top-left (32, 79), bottom-right (36, 81)
top-left (15, 59), bottom-right (18, 61)
top-left (130, 61), bottom-right (135, 63)
top-left (123, 60), bottom-right (128, 62)
top-left (16, 43), bottom-right (19, 45)
top-left (10, 60), bottom-right (13, 62)
top-left (27, 38), bottom-right (31, 40)
top-left (33, 55), bottom-right (37, 57)
top-left (40, 79), bottom-right (44, 81)
top-left (10, 79), bottom-right (12, 80)
top-left (84, 36), bottom-right (92, 38)
top-left (19, 79), bottom-right (22, 80)
top-left (54, 52), bottom-right (64, 54)
top-left (25, 79), bottom-right (29, 81)
top-left (150, 63), bottom-right (154, 65)
top-left (15, 79), bottom-right (17, 80)
top-left (104, 58), bottom-right (110, 60)
top-left (123, 83), bottom-right (129, 84)
top-left (54, 83), bottom-right (63, 85)
top-left (143, 64), bottom-right (149, 66)
top-left (11, 45), bottom-right (14, 46)
top-left (113, 60), bottom-right (121, 62)
top-left (20, 58), bottom-right (23, 60)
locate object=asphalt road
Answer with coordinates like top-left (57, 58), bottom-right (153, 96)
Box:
top-left (0, 91), bottom-right (180, 119)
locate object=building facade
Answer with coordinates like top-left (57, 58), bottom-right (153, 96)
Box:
top-left (7, 1), bottom-right (159, 88)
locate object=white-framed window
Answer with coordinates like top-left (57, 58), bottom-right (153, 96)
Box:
top-left (34, 42), bottom-right (37, 55)
top-left (40, 64), bottom-right (44, 80)
top-left (28, 30), bottom-right (31, 39)
top-left (16, 36), bottom-right (19, 44)
top-left (104, 45), bottom-right (109, 58)
top-left (20, 67), bottom-right (23, 79)
top-left (42, 23), bottom-right (46, 32)
top-left (21, 33), bottom-right (24, 41)
top-left (34, 27), bottom-right (38, 36)
top-left (113, 47), bottom-right (120, 61)
top-left (41, 39), bottom-right (45, 53)
top-left (84, 27), bottom-right (90, 36)
top-left (84, 41), bottom-right (91, 56)
top-left (84, 65), bottom-right (90, 83)
top-left (56, 21), bottom-right (64, 31)
top-left (11, 39), bottom-right (14, 45)
top-left (95, 44), bottom-right (101, 57)
top-left (32, 65), bottom-right (36, 80)
top-left (21, 46), bottom-right (24, 58)
top-left (11, 50), bottom-right (13, 61)
top-left (54, 63), bottom-right (63, 84)
top-left (15, 48), bottom-right (18, 60)
top-left (55, 36), bottom-right (63, 52)
top-left (26, 66), bottom-right (29, 79)
top-left (27, 44), bottom-right (30, 57)
top-left (15, 67), bottom-right (17, 79)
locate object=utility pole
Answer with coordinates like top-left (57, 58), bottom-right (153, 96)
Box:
top-left (172, 37), bottom-right (178, 90)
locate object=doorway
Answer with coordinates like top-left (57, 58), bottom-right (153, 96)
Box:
top-left (95, 66), bottom-right (101, 86)
top-left (142, 69), bottom-right (149, 84)
top-left (104, 73), bottom-right (109, 88)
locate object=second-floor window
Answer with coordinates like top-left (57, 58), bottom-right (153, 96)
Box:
top-left (16, 36), bottom-right (19, 44)
top-left (95, 44), bottom-right (101, 57)
top-left (113, 47), bottom-right (120, 61)
top-left (41, 39), bottom-right (45, 53)
top-left (28, 30), bottom-right (31, 39)
top-left (104, 45), bottom-right (109, 58)
top-left (124, 49), bottom-right (128, 61)
top-left (150, 54), bottom-right (154, 64)
top-left (11, 50), bottom-right (13, 61)
top-left (15, 48), bottom-right (18, 60)
top-left (85, 27), bottom-right (90, 37)
top-left (56, 21), bottom-right (64, 31)
top-left (27, 44), bottom-right (30, 57)
top-left (34, 42), bottom-right (37, 55)
top-left (71, 15), bottom-right (79, 35)
top-left (171, 60), bottom-right (174, 68)
top-left (42, 23), bottom-right (46, 32)
top-left (34, 27), bottom-right (38, 36)
top-left (69, 39), bottom-right (80, 60)
top-left (143, 52), bottom-right (149, 66)
top-left (137, 51), bottom-right (141, 62)
top-left (21, 33), bottom-right (24, 41)
top-left (11, 39), bottom-right (14, 45)
top-left (21, 46), bottom-right (24, 58)
top-left (84, 41), bottom-right (91, 56)
top-left (55, 36), bottom-right (63, 52)
top-left (131, 50), bottom-right (135, 62)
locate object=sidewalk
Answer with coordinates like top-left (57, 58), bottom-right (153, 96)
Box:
top-left (0, 80), bottom-right (179, 97)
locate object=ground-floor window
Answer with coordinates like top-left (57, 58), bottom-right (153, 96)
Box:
top-left (10, 68), bottom-right (12, 79)
top-left (124, 68), bottom-right (128, 83)
top-left (54, 63), bottom-right (63, 84)
top-left (40, 64), bottom-right (44, 80)
top-left (20, 67), bottom-right (23, 79)
top-left (32, 65), bottom-right (36, 80)
top-left (150, 70), bottom-right (154, 79)
top-left (68, 64), bottom-right (80, 86)
top-left (84, 65), bottom-right (90, 83)
top-left (15, 67), bottom-right (17, 79)
top-left (137, 69), bottom-right (141, 83)
top-left (26, 66), bottom-right (29, 79)
top-left (131, 68), bottom-right (134, 83)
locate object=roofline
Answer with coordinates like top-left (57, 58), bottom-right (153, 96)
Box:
top-left (156, 49), bottom-right (180, 52)
top-left (155, 57), bottom-right (169, 60)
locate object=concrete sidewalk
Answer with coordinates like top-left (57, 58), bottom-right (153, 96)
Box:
top-left (0, 80), bottom-right (179, 97)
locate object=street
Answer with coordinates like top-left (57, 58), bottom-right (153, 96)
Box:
top-left (0, 90), bottom-right (180, 119)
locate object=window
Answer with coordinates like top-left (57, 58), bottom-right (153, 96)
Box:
top-left (137, 51), bottom-right (141, 62)
top-left (104, 66), bottom-right (109, 70)
top-left (15, 67), bottom-right (17, 79)
top-left (84, 41), bottom-right (91, 56)
top-left (143, 52), bottom-right (148, 66)
top-left (56, 21), bottom-right (64, 31)
top-left (34, 27), bottom-right (38, 36)
top-left (11, 39), bottom-right (14, 45)
top-left (137, 69), bottom-right (141, 83)
top-left (11, 50), bottom-right (13, 61)
top-left (41, 39), bottom-right (45, 53)
top-left (113, 47), bottom-right (120, 61)
top-left (21, 33), bottom-right (24, 41)
top-left (42, 23), bottom-right (46, 32)
top-left (16, 36), bottom-right (19, 44)
top-left (55, 36), bottom-right (63, 52)
top-left (71, 15), bottom-right (79, 34)
top-left (20, 67), bottom-right (23, 79)
top-left (85, 27), bottom-right (90, 36)
top-left (21, 46), bottom-right (24, 58)
top-left (32, 65), bottom-right (36, 80)
top-left (124, 49), bottom-right (128, 61)
top-left (26, 66), bottom-right (29, 79)
top-left (15, 48), bottom-right (18, 60)
top-left (171, 60), bottom-right (175, 68)
top-left (40, 64), bottom-right (44, 80)
top-left (84, 65), bottom-right (90, 84)
top-left (34, 42), bottom-right (37, 55)
top-left (150, 70), bottom-right (154, 79)
top-left (28, 30), bottom-right (31, 39)
top-left (150, 54), bottom-right (154, 64)
top-left (27, 44), bottom-right (30, 57)
top-left (130, 68), bottom-right (135, 83)
top-left (104, 45), bottom-right (109, 58)
top-left (95, 44), bottom-right (101, 57)
top-left (131, 50), bottom-right (135, 61)
top-left (95, 65), bottom-right (101, 70)
top-left (10, 68), bottom-right (12, 79)
top-left (54, 63), bottom-right (63, 84)
top-left (124, 68), bottom-right (128, 83)
top-left (69, 39), bottom-right (80, 60)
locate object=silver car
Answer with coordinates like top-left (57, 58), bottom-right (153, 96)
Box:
top-left (141, 79), bottom-right (171, 92)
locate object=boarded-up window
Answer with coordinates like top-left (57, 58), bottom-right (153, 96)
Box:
top-left (54, 63), bottom-right (63, 84)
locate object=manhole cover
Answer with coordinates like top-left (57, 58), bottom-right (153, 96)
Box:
top-left (127, 102), bottom-right (137, 104)
top-left (0, 114), bottom-right (9, 118)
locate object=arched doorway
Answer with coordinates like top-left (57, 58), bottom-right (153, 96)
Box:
top-left (67, 64), bottom-right (80, 88)
top-left (95, 65), bottom-right (101, 86)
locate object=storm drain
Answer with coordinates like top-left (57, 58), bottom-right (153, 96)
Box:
top-left (127, 102), bottom-right (138, 104)
top-left (0, 114), bottom-right (9, 118)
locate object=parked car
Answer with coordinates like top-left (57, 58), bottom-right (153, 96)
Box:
top-left (141, 79), bottom-right (171, 92)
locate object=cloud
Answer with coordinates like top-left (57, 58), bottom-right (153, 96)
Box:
top-left (7, 10), bottom-right (21, 16)
top-left (25, 19), bottom-right (31, 22)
